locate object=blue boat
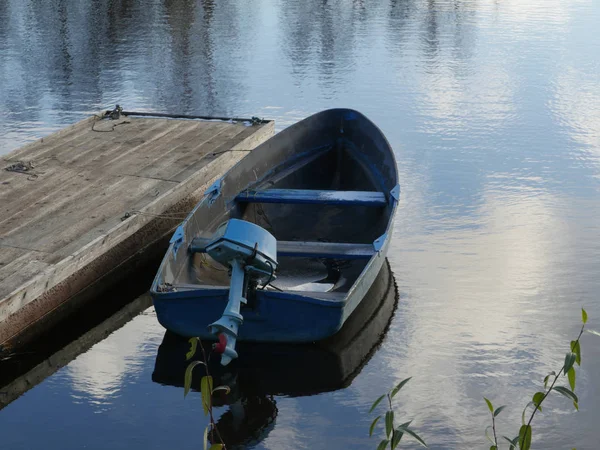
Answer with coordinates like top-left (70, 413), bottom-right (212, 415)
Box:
top-left (150, 108), bottom-right (399, 364)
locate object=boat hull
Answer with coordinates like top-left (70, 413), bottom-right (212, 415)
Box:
top-left (152, 259), bottom-right (398, 395)
top-left (150, 108), bottom-right (398, 343)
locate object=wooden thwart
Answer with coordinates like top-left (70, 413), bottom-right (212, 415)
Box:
top-left (0, 111), bottom-right (274, 348)
top-left (189, 238), bottom-right (376, 260)
top-left (236, 189), bottom-right (387, 206)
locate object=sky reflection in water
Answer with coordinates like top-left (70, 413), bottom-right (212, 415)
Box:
top-left (1, 0), bottom-right (600, 448)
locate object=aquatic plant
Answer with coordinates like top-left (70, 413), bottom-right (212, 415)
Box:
top-left (368, 377), bottom-right (427, 449)
top-left (483, 308), bottom-right (596, 450)
top-left (184, 336), bottom-right (230, 450)
top-left (368, 308), bottom-right (600, 449)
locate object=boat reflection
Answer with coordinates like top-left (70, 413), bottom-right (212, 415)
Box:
top-left (151, 259), bottom-right (398, 448)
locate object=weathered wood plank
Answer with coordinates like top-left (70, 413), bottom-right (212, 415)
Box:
top-left (170, 121), bottom-right (275, 182)
top-left (0, 253), bottom-right (50, 300)
top-left (52, 177), bottom-right (179, 259)
top-left (0, 248), bottom-right (48, 286)
top-left (92, 120), bottom-right (205, 173)
top-left (0, 167), bottom-right (91, 235)
top-left (126, 122), bottom-right (233, 179)
top-left (4, 115), bottom-right (97, 162)
top-left (1, 173), bottom-right (173, 253)
top-left (66, 119), bottom-right (185, 168)
top-left (4, 116), bottom-right (133, 164)
top-left (152, 123), bottom-right (255, 181)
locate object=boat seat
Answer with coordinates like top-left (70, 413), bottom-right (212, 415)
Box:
top-left (190, 238), bottom-right (375, 260)
top-left (235, 189), bottom-right (387, 207)
top-left (277, 241), bottom-right (375, 259)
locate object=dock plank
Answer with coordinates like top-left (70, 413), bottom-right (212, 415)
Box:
top-left (131, 122), bottom-right (233, 179)
top-left (0, 167), bottom-right (95, 237)
top-left (0, 255), bottom-right (50, 300)
top-left (4, 115), bottom-right (97, 162)
top-left (170, 123), bottom-right (274, 182)
top-left (0, 112), bottom-right (274, 347)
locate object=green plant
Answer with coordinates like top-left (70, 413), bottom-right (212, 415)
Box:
top-left (484, 308), bottom-right (598, 450)
top-left (184, 337), bottom-right (230, 450)
top-left (369, 309), bottom-right (599, 450)
top-left (368, 377), bottom-right (427, 449)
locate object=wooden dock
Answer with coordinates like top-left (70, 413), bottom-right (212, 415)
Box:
top-left (0, 110), bottom-right (274, 350)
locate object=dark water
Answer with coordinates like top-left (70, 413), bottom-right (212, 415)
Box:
top-left (2, 0), bottom-right (600, 448)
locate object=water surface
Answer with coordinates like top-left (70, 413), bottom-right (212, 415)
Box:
top-left (1, 0), bottom-right (600, 448)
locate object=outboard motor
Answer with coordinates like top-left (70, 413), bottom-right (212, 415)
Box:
top-left (204, 219), bottom-right (278, 365)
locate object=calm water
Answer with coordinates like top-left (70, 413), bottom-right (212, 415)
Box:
top-left (1, 0), bottom-right (600, 448)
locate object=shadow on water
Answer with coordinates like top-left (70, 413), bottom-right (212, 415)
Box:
top-left (0, 252), bottom-right (163, 409)
top-left (151, 259), bottom-right (398, 448)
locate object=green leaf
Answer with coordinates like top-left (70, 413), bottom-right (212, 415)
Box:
top-left (385, 411), bottom-right (394, 438)
top-left (484, 397), bottom-right (494, 413)
top-left (391, 429), bottom-right (403, 450)
top-left (183, 360), bottom-right (205, 398)
top-left (390, 377), bottom-right (412, 398)
top-left (521, 402), bottom-right (534, 425)
top-left (398, 427), bottom-right (427, 448)
top-left (208, 445), bottom-right (223, 450)
top-left (186, 337), bottom-right (199, 360)
top-left (553, 386), bottom-right (579, 404)
top-left (485, 426), bottom-right (495, 445)
top-left (544, 371), bottom-right (556, 389)
top-left (200, 376), bottom-right (213, 416)
top-left (392, 421), bottom-right (412, 448)
top-left (532, 392), bottom-right (545, 412)
top-left (519, 424), bottom-right (532, 450)
top-left (573, 401), bottom-right (579, 411)
top-left (503, 436), bottom-right (519, 450)
top-left (370, 416), bottom-right (382, 437)
top-left (564, 352), bottom-right (577, 375)
top-left (490, 446), bottom-right (497, 450)
top-left (203, 426), bottom-right (208, 450)
top-left (582, 308), bottom-right (588, 324)
top-left (370, 394), bottom-right (386, 413)
top-left (571, 341), bottom-right (581, 366)
top-left (493, 405), bottom-right (506, 417)
top-left (568, 367), bottom-right (576, 391)
top-left (587, 329), bottom-right (600, 337)
top-left (376, 439), bottom-right (390, 450)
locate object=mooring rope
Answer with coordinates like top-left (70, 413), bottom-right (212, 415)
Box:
top-left (120, 210), bottom-right (189, 221)
top-left (91, 105), bottom-right (131, 132)
top-left (4, 161), bottom-right (42, 180)
top-left (209, 149), bottom-right (252, 157)
top-left (91, 115), bottom-right (131, 132)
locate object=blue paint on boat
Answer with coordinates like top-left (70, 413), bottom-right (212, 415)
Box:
top-left (390, 184), bottom-right (401, 203)
top-left (204, 177), bottom-right (223, 205)
top-left (373, 234), bottom-right (387, 252)
top-left (153, 288), bottom-right (344, 342)
top-left (169, 225), bottom-right (185, 255)
top-left (343, 110), bottom-right (358, 121)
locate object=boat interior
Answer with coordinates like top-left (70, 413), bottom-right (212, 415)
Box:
top-left (171, 141), bottom-right (393, 297)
